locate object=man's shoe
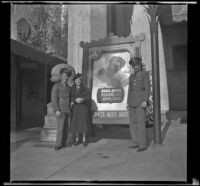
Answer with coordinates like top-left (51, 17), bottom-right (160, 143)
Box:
top-left (54, 146), bottom-right (62, 151)
top-left (129, 145), bottom-right (139, 149)
top-left (74, 141), bottom-right (81, 146)
top-left (66, 143), bottom-right (72, 148)
top-left (83, 142), bottom-right (88, 147)
top-left (136, 147), bottom-right (147, 152)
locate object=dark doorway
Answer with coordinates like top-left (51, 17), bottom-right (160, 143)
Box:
top-left (18, 65), bottom-right (45, 130)
top-left (168, 45), bottom-right (187, 111)
top-left (173, 45), bottom-right (187, 70)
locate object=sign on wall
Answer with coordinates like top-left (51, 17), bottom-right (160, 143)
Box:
top-left (97, 88), bottom-right (124, 103)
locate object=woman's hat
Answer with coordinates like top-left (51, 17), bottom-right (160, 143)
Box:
top-left (73, 73), bottom-right (82, 80)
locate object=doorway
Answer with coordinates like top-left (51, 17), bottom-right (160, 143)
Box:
top-left (168, 45), bottom-right (187, 111)
top-left (18, 65), bottom-right (45, 130)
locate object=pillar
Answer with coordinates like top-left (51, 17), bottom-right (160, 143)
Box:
top-left (67, 5), bottom-right (91, 73)
top-left (67, 5), bottom-right (107, 73)
top-left (130, 5), bottom-right (169, 122)
top-left (11, 54), bottom-right (17, 131)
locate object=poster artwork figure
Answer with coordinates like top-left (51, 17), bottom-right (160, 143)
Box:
top-left (96, 56), bottom-right (129, 88)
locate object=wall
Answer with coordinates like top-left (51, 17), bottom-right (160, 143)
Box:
top-left (161, 23), bottom-right (187, 110)
top-left (11, 4), bottom-right (33, 40)
top-left (10, 54), bottom-right (17, 130)
top-left (161, 23), bottom-right (187, 70)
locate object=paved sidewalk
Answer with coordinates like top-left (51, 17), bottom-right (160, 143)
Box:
top-left (10, 123), bottom-right (187, 182)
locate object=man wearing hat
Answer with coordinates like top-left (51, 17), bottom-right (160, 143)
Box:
top-left (127, 57), bottom-right (150, 152)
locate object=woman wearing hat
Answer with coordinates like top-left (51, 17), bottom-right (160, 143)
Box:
top-left (70, 73), bottom-right (91, 147)
top-left (51, 67), bottom-right (73, 150)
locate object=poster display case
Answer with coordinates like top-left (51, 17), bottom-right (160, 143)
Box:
top-left (80, 33), bottom-right (145, 124)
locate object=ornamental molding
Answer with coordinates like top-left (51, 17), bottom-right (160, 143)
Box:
top-left (80, 33), bottom-right (146, 48)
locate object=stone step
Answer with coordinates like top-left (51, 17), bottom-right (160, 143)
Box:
top-left (40, 128), bottom-right (57, 142)
top-left (44, 116), bottom-right (57, 127)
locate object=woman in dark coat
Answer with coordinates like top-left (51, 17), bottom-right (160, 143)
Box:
top-left (70, 73), bottom-right (91, 146)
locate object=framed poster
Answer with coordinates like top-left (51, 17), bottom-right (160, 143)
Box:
top-left (80, 33), bottom-right (145, 124)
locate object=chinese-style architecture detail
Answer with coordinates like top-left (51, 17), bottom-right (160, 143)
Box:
top-left (17, 18), bottom-right (31, 42)
top-left (172, 5), bottom-right (187, 22)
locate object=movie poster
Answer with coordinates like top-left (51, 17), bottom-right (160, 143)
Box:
top-left (92, 51), bottom-right (131, 123)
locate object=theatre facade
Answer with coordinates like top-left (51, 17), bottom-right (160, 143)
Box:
top-left (11, 4), bottom-right (187, 132)
top-left (67, 4), bottom-right (187, 124)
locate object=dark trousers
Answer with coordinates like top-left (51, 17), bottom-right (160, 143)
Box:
top-left (128, 106), bottom-right (147, 148)
top-left (56, 113), bottom-right (73, 147)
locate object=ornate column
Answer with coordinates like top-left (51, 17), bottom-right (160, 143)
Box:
top-left (144, 5), bottom-right (163, 145)
top-left (67, 5), bottom-right (107, 73)
top-left (11, 54), bottom-right (17, 131)
top-left (67, 5), bottom-right (91, 73)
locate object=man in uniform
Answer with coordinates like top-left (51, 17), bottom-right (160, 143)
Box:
top-left (127, 57), bottom-right (150, 152)
top-left (51, 68), bottom-right (73, 150)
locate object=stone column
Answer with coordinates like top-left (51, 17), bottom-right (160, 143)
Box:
top-left (90, 5), bottom-right (107, 41)
top-left (67, 5), bottom-right (91, 73)
top-left (67, 5), bottom-right (107, 73)
top-left (11, 54), bottom-right (17, 131)
top-left (130, 5), bottom-right (169, 122)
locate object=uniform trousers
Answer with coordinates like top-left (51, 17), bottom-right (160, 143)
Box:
top-left (56, 113), bottom-right (73, 147)
top-left (128, 106), bottom-right (147, 148)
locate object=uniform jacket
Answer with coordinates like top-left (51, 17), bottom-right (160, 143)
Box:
top-left (127, 70), bottom-right (150, 107)
top-left (51, 82), bottom-right (71, 113)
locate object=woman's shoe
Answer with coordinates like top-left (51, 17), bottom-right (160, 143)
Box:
top-left (136, 147), bottom-right (147, 152)
top-left (74, 141), bottom-right (80, 146)
top-left (54, 145), bottom-right (62, 151)
top-left (66, 143), bottom-right (72, 147)
top-left (129, 145), bottom-right (139, 149)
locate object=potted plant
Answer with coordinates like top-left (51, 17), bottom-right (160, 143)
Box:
top-left (142, 64), bottom-right (153, 127)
